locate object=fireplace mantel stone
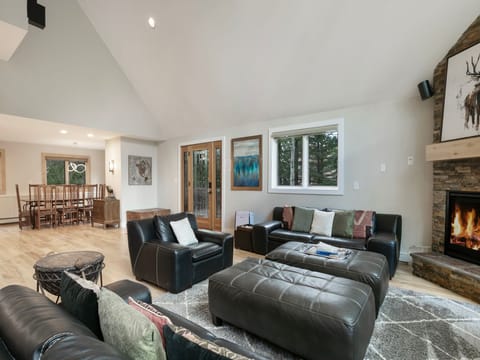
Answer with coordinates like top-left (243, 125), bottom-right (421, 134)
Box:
top-left (411, 252), bottom-right (480, 303)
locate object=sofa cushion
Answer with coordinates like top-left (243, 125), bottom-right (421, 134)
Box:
top-left (189, 242), bottom-right (223, 262)
top-left (281, 206), bottom-right (294, 230)
top-left (353, 210), bottom-right (376, 239)
top-left (129, 298), bottom-right (172, 347)
top-left (332, 210), bottom-right (354, 238)
top-left (98, 288), bottom-right (166, 360)
top-left (291, 207), bottom-right (315, 232)
top-left (310, 210), bottom-right (335, 236)
top-left (170, 217), bottom-right (199, 246)
top-left (269, 229), bottom-right (315, 243)
top-left (59, 271), bottom-right (102, 340)
top-left (154, 213), bottom-right (199, 243)
top-left (163, 324), bottom-right (251, 360)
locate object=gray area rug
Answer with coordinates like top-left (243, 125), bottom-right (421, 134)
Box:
top-left (154, 282), bottom-right (480, 360)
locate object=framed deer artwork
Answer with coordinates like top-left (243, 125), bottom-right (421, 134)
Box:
top-left (441, 42), bottom-right (480, 142)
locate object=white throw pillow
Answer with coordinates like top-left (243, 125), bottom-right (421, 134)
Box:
top-left (310, 210), bottom-right (335, 236)
top-left (170, 217), bottom-right (199, 246)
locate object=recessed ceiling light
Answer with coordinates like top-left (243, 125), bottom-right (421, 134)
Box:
top-left (87, 133), bottom-right (94, 138)
top-left (148, 17), bottom-right (155, 29)
top-left (60, 130), bottom-right (68, 134)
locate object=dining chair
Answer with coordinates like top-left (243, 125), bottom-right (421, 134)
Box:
top-left (57, 184), bottom-right (79, 225)
top-left (15, 184), bottom-right (32, 230)
top-left (32, 185), bottom-right (57, 229)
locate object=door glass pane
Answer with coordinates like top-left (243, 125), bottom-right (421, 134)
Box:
top-left (46, 159), bottom-right (66, 184)
top-left (215, 147), bottom-right (221, 219)
top-left (68, 161), bottom-right (86, 184)
top-left (193, 149), bottom-right (209, 218)
top-left (308, 131), bottom-right (338, 186)
top-left (183, 151), bottom-right (189, 212)
top-left (277, 136), bottom-right (302, 186)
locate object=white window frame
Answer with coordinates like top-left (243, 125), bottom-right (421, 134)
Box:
top-left (268, 118), bottom-right (344, 195)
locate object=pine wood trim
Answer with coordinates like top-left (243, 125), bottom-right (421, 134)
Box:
top-left (425, 137), bottom-right (480, 161)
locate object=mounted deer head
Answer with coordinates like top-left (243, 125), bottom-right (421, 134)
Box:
top-left (466, 53), bottom-right (480, 79)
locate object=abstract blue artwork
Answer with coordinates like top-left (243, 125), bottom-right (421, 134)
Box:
top-left (231, 135), bottom-right (262, 190)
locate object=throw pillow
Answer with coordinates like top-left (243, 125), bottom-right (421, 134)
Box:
top-left (129, 297), bottom-right (173, 347)
top-left (282, 206), bottom-right (294, 230)
top-left (310, 210), bottom-right (335, 236)
top-left (353, 210), bottom-right (376, 239)
top-left (163, 324), bottom-right (251, 360)
top-left (170, 217), bottom-right (199, 246)
top-left (332, 210), bottom-right (354, 238)
top-left (98, 288), bottom-right (166, 360)
top-left (291, 207), bottom-right (315, 233)
top-left (59, 271), bottom-right (102, 339)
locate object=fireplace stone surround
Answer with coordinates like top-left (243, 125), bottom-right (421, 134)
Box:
top-left (410, 16), bottom-right (480, 303)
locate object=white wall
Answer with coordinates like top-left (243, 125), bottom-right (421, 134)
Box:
top-left (0, 140), bottom-right (104, 219)
top-left (157, 97), bottom-right (434, 262)
top-left (117, 138), bottom-right (158, 227)
top-left (0, 0), bottom-right (160, 140)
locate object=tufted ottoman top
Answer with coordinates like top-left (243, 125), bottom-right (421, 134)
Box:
top-left (210, 257), bottom-right (373, 329)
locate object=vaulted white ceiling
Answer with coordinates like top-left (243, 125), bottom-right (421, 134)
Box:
top-left (1, 1), bottom-right (480, 146)
top-left (76, 0), bottom-right (480, 140)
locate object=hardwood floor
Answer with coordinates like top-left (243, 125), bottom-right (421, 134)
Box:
top-left (0, 223), bottom-right (476, 304)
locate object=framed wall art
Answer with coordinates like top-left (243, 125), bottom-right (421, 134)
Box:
top-left (442, 42), bottom-right (480, 142)
top-left (231, 135), bottom-right (262, 191)
top-left (128, 155), bottom-right (152, 185)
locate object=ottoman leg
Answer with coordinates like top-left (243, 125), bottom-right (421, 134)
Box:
top-left (211, 313), bottom-right (223, 326)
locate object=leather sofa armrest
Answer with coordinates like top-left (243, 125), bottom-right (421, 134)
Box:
top-left (375, 213), bottom-right (402, 245)
top-left (252, 221), bottom-right (283, 255)
top-left (196, 229), bottom-right (232, 246)
top-left (134, 242), bottom-right (193, 294)
top-left (367, 232), bottom-right (398, 279)
top-left (196, 229), bottom-right (234, 268)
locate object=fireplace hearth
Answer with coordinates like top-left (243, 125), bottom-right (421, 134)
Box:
top-left (445, 191), bottom-right (480, 265)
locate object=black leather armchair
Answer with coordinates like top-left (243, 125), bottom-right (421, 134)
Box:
top-left (127, 212), bottom-right (233, 293)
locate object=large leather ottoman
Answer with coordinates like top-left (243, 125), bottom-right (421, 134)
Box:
top-left (266, 241), bottom-right (389, 315)
top-left (208, 258), bottom-right (375, 360)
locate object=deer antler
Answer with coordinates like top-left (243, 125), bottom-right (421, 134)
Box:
top-left (466, 53), bottom-right (480, 77)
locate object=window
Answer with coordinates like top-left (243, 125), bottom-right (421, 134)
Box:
top-left (42, 153), bottom-right (90, 185)
top-left (269, 118), bottom-right (344, 195)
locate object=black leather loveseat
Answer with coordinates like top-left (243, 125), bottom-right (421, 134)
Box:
top-left (127, 212), bottom-right (233, 293)
top-left (0, 280), bottom-right (265, 360)
top-left (253, 207), bottom-right (402, 278)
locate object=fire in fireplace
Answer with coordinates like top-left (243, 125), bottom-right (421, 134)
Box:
top-left (445, 191), bottom-right (480, 265)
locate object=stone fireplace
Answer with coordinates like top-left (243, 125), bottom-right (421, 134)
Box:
top-left (410, 16), bottom-right (480, 303)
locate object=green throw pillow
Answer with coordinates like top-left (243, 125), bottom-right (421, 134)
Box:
top-left (98, 288), bottom-right (166, 360)
top-left (332, 210), bottom-right (354, 238)
top-left (291, 207), bottom-right (315, 233)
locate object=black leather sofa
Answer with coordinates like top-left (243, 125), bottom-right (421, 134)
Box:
top-left (127, 212), bottom-right (234, 293)
top-left (253, 207), bottom-right (402, 278)
top-left (0, 280), bottom-right (264, 360)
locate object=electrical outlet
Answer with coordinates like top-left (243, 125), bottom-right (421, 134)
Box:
top-left (380, 163), bottom-right (386, 172)
top-left (407, 156), bottom-right (414, 166)
top-left (353, 181), bottom-right (360, 190)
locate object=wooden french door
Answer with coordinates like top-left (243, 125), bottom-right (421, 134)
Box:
top-left (181, 141), bottom-right (222, 231)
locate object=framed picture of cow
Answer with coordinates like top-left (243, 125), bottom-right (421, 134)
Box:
top-left (441, 42), bottom-right (480, 142)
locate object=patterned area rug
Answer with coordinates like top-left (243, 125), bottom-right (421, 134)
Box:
top-left (154, 282), bottom-right (480, 360)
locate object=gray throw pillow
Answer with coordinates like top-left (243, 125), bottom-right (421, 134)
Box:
top-left (98, 288), bottom-right (166, 360)
top-left (332, 210), bottom-right (354, 238)
top-left (291, 207), bottom-right (315, 233)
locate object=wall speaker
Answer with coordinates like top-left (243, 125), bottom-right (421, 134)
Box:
top-left (27, 0), bottom-right (45, 29)
top-left (418, 80), bottom-right (434, 100)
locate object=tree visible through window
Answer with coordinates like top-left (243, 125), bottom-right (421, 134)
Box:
top-left (44, 156), bottom-right (88, 185)
top-left (269, 119), bottom-right (343, 194)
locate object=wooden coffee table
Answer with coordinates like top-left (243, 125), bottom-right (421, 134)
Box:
top-left (33, 250), bottom-right (104, 300)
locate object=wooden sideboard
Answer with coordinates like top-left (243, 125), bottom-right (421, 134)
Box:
top-left (126, 208), bottom-right (171, 222)
top-left (91, 199), bottom-right (120, 228)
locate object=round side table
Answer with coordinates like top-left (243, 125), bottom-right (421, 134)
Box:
top-left (33, 250), bottom-right (105, 301)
